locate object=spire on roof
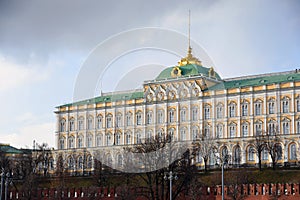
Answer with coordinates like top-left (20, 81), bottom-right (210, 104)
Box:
top-left (178, 10), bottom-right (202, 66)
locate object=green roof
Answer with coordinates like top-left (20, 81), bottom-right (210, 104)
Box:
top-left (59, 91), bottom-right (144, 107)
top-left (0, 144), bottom-right (26, 154)
top-left (155, 64), bottom-right (222, 80)
top-left (208, 71), bottom-right (300, 90)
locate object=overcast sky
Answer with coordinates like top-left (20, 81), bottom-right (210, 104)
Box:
top-left (0, 0), bottom-right (300, 148)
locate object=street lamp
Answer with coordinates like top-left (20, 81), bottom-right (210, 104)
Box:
top-left (214, 148), bottom-right (231, 200)
top-left (164, 171), bottom-right (178, 200)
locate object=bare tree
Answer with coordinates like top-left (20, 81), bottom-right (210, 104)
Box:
top-left (251, 131), bottom-right (267, 171)
top-left (192, 134), bottom-right (216, 172)
top-left (33, 143), bottom-right (52, 176)
top-left (265, 130), bottom-right (282, 170)
top-left (124, 134), bottom-right (194, 200)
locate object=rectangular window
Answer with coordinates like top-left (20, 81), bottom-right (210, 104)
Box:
top-left (78, 119), bottom-right (84, 130)
top-left (106, 117), bottom-right (112, 128)
top-left (255, 103), bottom-right (262, 116)
top-left (69, 120), bottom-right (75, 131)
top-left (157, 111), bottom-right (163, 124)
top-left (169, 110), bottom-right (175, 123)
top-left (229, 126), bottom-right (235, 138)
top-left (180, 110), bottom-right (186, 122)
top-left (229, 105), bottom-right (235, 117)
top-left (269, 102), bottom-right (275, 114)
top-left (217, 106), bottom-right (223, 119)
top-left (242, 125), bottom-right (248, 137)
top-left (116, 115), bottom-right (122, 127)
top-left (136, 113), bottom-right (142, 125)
top-left (87, 118), bottom-right (93, 130)
top-left (242, 105), bottom-right (248, 116)
top-left (283, 122), bottom-right (289, 134)
top-left (283, 101), bottom-right (289, 113)
top-left (126, 114), bottom-right (132, 126)
top-left (192, 108), bottom-right (198, 121)
top-left (204, 107), bottom-right (210, 119)
top-left (216, 125), bottom-right (223, 138)
top-left (297, 100), bottom-right (300, 112)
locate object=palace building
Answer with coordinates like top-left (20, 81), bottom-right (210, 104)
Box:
top-left (54, 45), bottom-right (300, 172)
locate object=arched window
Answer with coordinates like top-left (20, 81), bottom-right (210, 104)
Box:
top-left (282, 97), bottom-right (289, 113)
top-left (87, 134), bottom-right (93, 147)
top-left (282, 122), bottom-right (290, 134)
top-left (78, 117), bottom-right (84, 130)
top-left (145, 130), bottom-right (152, 143)
top-left (204, 125), bottom-right (210, 137)
top-left (136, 112), bottom-right (142, 125)
top-left (229, 123), bottom-right (236, 138)
top-left (276, 144), bottom-right (283, 160)
top-left (221, 146), bottom-right (228, 158)
top-left (262, 147), bottom-right (268, 161)
top-left (97, 115), bottom-right (103, 129)
top-left (216, 124), bottom-right (223, 138)
top-left (78, 135), bottom-right (83, 148)
top-left (116, 113), bottom-right (122, 127)
top-left (157, 110), bottom-right (164, 124)
top-left (289, 143), bottom-right (297, 160)
top-left (68, 156), bottom-right (75, 170)
top-left (136, 131), bottom-right (142, 144)
top-left (241, 102), bottom-right (248, 116)
top-left (169, 109), bottom-right (175, 123)
top-left (204, 105), bottom-right (210, 119)
top-left (158, 129), bottom-right (164, 141)
top-left (297, 121), bottom-right (300, 134)
top-left (87, 116), bottom-right (93, 130)
top-left (180, 108), bottom-right (187, 122)
top-left (146, 111), bottom-right (153, 124)
top-left (228, 102), bottom-right (236, 117)
top-left (233, 146), bottom-right (241, 164)
top-left (242, 123), bottom-right (249, 137)
top-left (248, 146), bottom-right (255, 161)
top-left (60, 119), bottom-right (66, 132)
top-left (254, 99), bottom-right (262, 116)
top-left (126, 112), bottom-right (132, 126)
top-left (180, 128), bottom-right (186, 141)
top-left (268, 121), bottom-right (276, 135)
top-left (87, 156), bottom-right (92, 169)
top-left (106, 134), bottom-right (112, 146)
top-left (254, 121), bottom-right (263, 135)
top-left (106, 114), bottom-right (113, 128)
top-left (59, 137), bottom-right (65, 149)
top-left (117, 154), bottom-right (123, 167)
top-left (168, 128), bottom-right (175, 141)
top-left (78, 156), bottom-right (83, 170)
top-left (125, 132), bottom-right (131, 144)
top-left (69, 118), bottom-right (75, 131)
top-left (192, 107), bottom-right (198, 121)
top-left (216, 103), bottom-right (223, 119)
top-left (68, 136), bottom-right (75, 148)
top-left (268, 99), bottom-right (275, 114)
top-left (192, 127), bottom-right (199, 141)
top-left (115, 133), bottom-right (121, 145)
top-left (106, 154), bottom-right (112, 166)
top-left (96, 134), bottom-right (102, 146)
top-left (297, 98), bottom-right (300, 112)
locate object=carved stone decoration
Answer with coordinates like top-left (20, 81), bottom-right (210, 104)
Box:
top-left (168, 91), bottom-right (176, 100)
top-left (146, 93), bottom-right (153, 102)
top-left (179, 89), bottom-right (188, 99)
top-left (157, 92), bottom-right (164, 101)
top-left (192, 87), bottom-right (199, 97)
